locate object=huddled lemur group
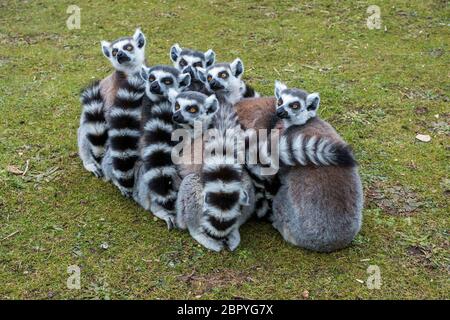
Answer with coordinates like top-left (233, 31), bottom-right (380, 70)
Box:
top-left (78, 29), bottom-right (363, 252)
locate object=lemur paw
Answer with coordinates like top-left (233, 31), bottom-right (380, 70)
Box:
top-left (117, 186), bottom-right (133, 198)
top-left (153, 210), bottom-right (176, 230)
top-left (84, 163), bottom-right (103, 178)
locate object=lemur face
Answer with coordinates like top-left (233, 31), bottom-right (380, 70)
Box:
top-left (274, 81), bottom-right (320, 126)
top-left (170, 44), bottom-right (215, 81)
top-left (168, 91), bottom-right (218, 128)
top-left (197, 58), bottom-right (244, 93)
top-left (140, 65), bottom-right (191, 100)
top-left (101, 28), bottom-right (146, 73)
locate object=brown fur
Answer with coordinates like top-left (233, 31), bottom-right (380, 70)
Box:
top-left (99, 71), bottom-right (124, 113)
top-left (234, 97), bottom-right (277, 130)
top-left (272, 117), bottom-right (363, 252)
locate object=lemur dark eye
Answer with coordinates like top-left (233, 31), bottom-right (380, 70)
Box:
top-left (291, 102), bottom-right (300, 109)
top-left (175, 103), bottom-right (180, 111)
top-left (124, 44), bottom-right (133, 51)
top-left (187, 106), bottom-right (198, 113)
top-left (277, 98), bottom-right (283, 106)
top-left (149, 75), bottom-right (156, 82)
top-left (219, 71), bottom-right (229, 79)
top-left (112, 48), bottom-right (118, 57)
top-left (207, 75), bottom-right (212, 82)
top-left (179, 59), bottom-right (187, 67)
top-left (164, 79), bottom-right (173, 86)
top-left (193, 62), bottom-right (202, 68)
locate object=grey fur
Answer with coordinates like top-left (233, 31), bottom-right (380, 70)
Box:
top-left (270, 83), bottom-right (363, 252)
top-left (176, 171), bottom-right (255, 252)
top-left (272, 165), bottom-right (363, 252)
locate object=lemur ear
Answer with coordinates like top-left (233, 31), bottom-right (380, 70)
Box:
top-left (133, 28), bottom-right (146, 49)
top-left (239, 189), bottom-right (250, 206)
top-left (230, 58), bottom-right (244, 78)
top-left (170, 43), bottom-right (182, 62)
top-left (101, 41), bottom-right (111, 58)
top-left (274, 80), bottom-right (287, 99)
top-left (204, 49), bottom-right (216, 67)
top-left (140, 66), bottom-right (149, 82)
top-left (167, 88), bottom-right (179, 104)
top-left (178, 72), bottom-right (191, 89)
top-left (306, 92), bottom-right (320, 111)
top-left (205, 95), bottom-right (219, 115)
top-left (197, 68), bottom-right (207, 83)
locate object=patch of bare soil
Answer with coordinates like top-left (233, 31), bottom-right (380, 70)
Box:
top-left (365, 182), bottom-right (423, 216)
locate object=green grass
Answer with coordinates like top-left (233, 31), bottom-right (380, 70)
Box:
top-left (0, 0), bottom-right (449, 299)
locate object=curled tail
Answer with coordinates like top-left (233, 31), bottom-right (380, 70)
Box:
top-left (260, 133), bottom-right (357, 168)
top-left (280, 134), bottom-right (357, 167)
top-left (80, 81), bottom-right (108, 165)
top-left (108, 75), bottom-right (144, 197)
top-left (141, 101), bottom-right (179, 227)
top-left (200, 121), bottom-right (247, 242)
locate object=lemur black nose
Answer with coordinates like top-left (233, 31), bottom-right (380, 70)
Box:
top-left (184, 66), bottom-right (195, 79)
top-left (276, 107), bottom-right (288, 119)
top-left (209, 79), bottom-right (223, 90)
top-left (116, 51), bottom-right (130, 64)
top-left (172, 113), bottom-right (183, 123)
top-left (150, 82), bottom-right (161, 94)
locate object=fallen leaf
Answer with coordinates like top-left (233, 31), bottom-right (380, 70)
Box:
top-left (302, 290), bottom-right (309, 299)
top-left (415, 134), bottom-right (431, 142)
top-left (6, 165), bottom-right (23, 175)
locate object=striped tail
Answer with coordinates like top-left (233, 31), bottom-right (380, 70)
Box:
top-left (108, 75), bottom-right (145, 197)
top-left (141, 101), bottom-right (179, 225)
top-left (260, 134), bottom-right (357, 168)
top-left (280, 134), bottom-right (357, 167)
top-left (200, 102), bottom-right (247, 242)
top-left (79, 81), bottom-right (108, 171)
top-left (201, 150), bottom-right (245, 240)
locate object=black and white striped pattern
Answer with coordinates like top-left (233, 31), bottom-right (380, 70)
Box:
top-left (108, 73), bottom-right (145, 197)
top-left (241, 82), bottom-right (259, 98)
top-left (245, 166), bottom-right (280, 220)
top-left (79, 81), bottom-right (108, 176)
top-left (140, 97), bottom-right (179, 217)
top-left (200, 101), bottom-right (246, 243)
top-left (259, 133), bottom-right (357, 168)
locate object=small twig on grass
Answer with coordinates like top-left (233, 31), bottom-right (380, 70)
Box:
top-left (0, 230), bottom-right (19, 242)
top-left (22, 160), bottom-right (30, 176)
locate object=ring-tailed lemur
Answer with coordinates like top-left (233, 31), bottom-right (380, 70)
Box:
top-left (133, 65), bottom-right (191, 229)
top-left (98, 30), bottom-right (147, 197)
top-left (77, 28), bottom-right (146, 180)
top-left (264, 82), bottom-right (363, 252)
top-left (170, 44), bottom-right (215, 94)
top-left (197, 58), bottom-right (259, 104)
top-left (233, 82), bottom-right (356, 220)
top-left (171, 91), bottom-right (254, 251)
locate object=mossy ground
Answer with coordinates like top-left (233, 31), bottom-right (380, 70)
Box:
top-left (0, 0), bottom-right (448, 299)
